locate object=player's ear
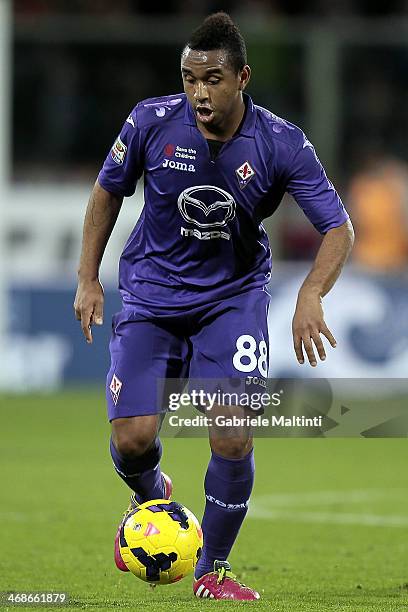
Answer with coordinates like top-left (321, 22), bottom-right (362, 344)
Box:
top-left (238, 65), bottom-right (251, 91)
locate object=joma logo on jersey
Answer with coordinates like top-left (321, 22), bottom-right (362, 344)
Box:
top-left (162, 158), bottom-right (195, 172)
top-left (143, 98), bottom-right (183, 117)
top-left (236, 161), bottom-right (255, 189)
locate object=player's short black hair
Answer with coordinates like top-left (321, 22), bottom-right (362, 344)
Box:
top-left (185, 12), bottom-right (247, 74)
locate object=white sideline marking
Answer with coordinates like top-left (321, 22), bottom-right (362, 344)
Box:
top-left (249, 509), bottom-right (408, 527)
top-left (249, 489), bottom-right (408, 528)
top-left (251, 488), bottom-right (406, 507)
top-left (0, 511), bottom-right (50, 522)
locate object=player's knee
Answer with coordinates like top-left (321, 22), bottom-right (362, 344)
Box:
top-left (114, 434), bottom-right (154, 459)
top-left (111, 416), bottom-right (158, 459)
top-left (210, 436), bottom-right (253, 459)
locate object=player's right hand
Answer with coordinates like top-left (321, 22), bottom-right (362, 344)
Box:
top-left (73, 278), bottom-right (104, 344)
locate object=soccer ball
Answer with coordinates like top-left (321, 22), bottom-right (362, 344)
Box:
top-left (119, 499), bottom-right (203, 585)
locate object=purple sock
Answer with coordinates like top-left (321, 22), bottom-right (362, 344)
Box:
top-left (194, 448), bottom-right (255, 579)
top-left (110, 436), bottom-right (165, 503)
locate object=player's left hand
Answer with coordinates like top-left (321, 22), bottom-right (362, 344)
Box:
top-left (292, 288), bottom-right (336, 367)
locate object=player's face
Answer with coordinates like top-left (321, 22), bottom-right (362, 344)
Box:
top-left (181, 47), bottom-right (250, 135)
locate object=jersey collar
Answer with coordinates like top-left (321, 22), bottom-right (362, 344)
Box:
top-left (184, 93), bottom-right (256, 138)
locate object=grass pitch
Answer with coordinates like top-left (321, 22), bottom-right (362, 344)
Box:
top-left (0, 391), bottom-right (407, 611)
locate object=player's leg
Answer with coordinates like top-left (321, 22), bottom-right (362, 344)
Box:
top-left (194, 418), bottom-right (257, 599)
top-left (107, 312), bottom-right (189, 502)
top-left (106, 311), bottom-right (189, 570)
top-left (110, 414), bottom-right (166, 503)
top-left (189, 289), bottom-right (269, 598)
top-left (198, 405), bottom-right (255, 577)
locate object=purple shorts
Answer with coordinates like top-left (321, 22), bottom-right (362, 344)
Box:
top-left (106, 289), bottom-right (270, 420)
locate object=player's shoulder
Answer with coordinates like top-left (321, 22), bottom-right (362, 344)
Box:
top-left (130, 93), bottom-right (186, 130)
top-left (253, 103), bottom-right (305, 151)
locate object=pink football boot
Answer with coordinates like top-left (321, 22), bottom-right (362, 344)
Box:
top-left (114, 472), bottom-right (173, 571)
top-left (193, 560), bottom-right (260, 600)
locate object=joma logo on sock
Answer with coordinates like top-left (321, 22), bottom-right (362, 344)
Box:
top-left (205, 494), bottom-right (248, 510)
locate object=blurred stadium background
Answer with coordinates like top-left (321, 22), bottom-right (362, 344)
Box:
top-left (1, 0), bottom-right (408, 389)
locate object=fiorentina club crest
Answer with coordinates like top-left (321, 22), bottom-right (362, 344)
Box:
top-left (110, 374), bottom-right (122, 405)
top-left (236, 161), bottom-right (255, 189)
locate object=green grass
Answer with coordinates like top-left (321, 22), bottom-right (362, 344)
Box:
top-left (0, 391), bottom-right (407, 611)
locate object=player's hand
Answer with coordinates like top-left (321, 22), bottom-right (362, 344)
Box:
top-left (292, 288), bottom-right (336, 367)
top-left (73, 278), bottom-right (104, 344)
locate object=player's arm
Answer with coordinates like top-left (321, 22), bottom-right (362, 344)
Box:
top-left (292, 219), bottom-right (354, 366)
top-left (74, 181), bottom-right (123, 343)
top-left (73, 106), bottom-right (142, 343)
top-left (285, 133), bottom-right (354, 366)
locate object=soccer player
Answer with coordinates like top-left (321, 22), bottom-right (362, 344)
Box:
top-left (74, 12), bottom-right (354, 600)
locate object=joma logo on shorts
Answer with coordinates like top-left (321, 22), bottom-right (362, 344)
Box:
top-left (181, 227), bottom-right (230, 241)
top-left (162, 158), bottom-right (195, 172)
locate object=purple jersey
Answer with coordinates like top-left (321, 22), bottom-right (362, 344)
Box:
top-left (98, 93), bottom-right (349, 313)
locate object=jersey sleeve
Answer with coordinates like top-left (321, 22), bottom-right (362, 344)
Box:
top-left (285, 133), bottom-right (349, 234)
top-left (98, 108), bottom-right (143, 198)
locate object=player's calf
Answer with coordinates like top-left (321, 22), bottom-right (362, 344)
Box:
top-left (110, 414), bottom-right (166, 500)
top-left (194, 446), bottom-right (254, 580)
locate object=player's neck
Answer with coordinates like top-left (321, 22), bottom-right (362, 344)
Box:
top-left (198, 97), bottom-right (246, 142)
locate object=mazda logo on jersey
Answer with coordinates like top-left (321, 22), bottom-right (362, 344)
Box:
top-left (177, 185), bottom-right (236, 229)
